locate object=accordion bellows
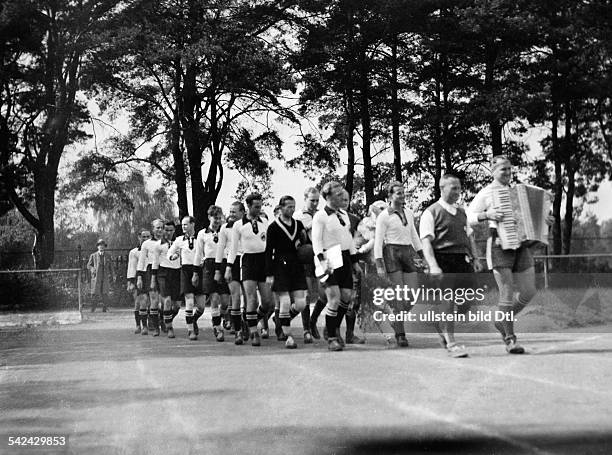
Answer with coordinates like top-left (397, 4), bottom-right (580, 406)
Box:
top-left (492, 184), bottom-right (552, 250)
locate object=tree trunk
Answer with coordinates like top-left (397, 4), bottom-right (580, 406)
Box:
top-left (484, 39), bottom-right (503, 156)
top-left (344, 88), bottom-right (356, 198)
top-left (172, 59), bottom-right (188, 218)
top-left (561, 101), bottom-right (574, 258)
top-left (358, 46), bottom-right (374, 206)
top-left (490, 120), bottom-right (503, 156)
top-left (181, 63), bottom-right (207, 230)
top-left (551, 100), bottom-right (562, 257)
top-left (390, 35), bottom-right (402, 182)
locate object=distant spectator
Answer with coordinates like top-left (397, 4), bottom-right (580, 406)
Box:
top-left (87, 239), bottom-right (115, 312)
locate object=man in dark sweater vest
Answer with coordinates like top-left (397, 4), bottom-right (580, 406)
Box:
top-left (420, 173), bottom-right (483, 357)
top-left (265, 196), bottom-right (309, 348)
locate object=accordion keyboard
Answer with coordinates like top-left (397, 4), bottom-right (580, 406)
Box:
top-left (493, 187), bottom-right (520, 249)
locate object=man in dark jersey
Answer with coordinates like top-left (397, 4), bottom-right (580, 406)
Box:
top-left (265, 196), bottom-right (309, 348)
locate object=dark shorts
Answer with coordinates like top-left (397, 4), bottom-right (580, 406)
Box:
top-left (272, 259), bottom-right (308, 293)
top-left (158, 266), bottom-right (181, 301)
top-left (488, 240), bottom-right (533, 272)
top-left (383, 244), bottom-right (417, 273)
top-left (202, 258), bottom-right (230, 295)
top-left (325, 250), bottom-right (353, 290)
top-left (181, 265), bottom-right (203, 296)
top-left (434, 253), bottom-right (478, 313)
top-left (241, 252), bottom-right (266, 282)
top-left (137, 265), bottom-right (155, 295)
top-left (230, 256), bottom-right (241, 282)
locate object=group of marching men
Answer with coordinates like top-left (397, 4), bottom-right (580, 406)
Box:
top-left (126, 154), bottom-right (550, 356)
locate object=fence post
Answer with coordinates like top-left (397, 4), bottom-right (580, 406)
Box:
top-left (77, 268), bottom-right (83, 313)
top-left (543, 245), bottom-right (549, 290)
top-left (77, 244), bottom-right (82, 269)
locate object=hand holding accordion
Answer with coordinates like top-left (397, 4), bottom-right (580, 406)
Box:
top-left (492, 184), bottom-right (553, 250)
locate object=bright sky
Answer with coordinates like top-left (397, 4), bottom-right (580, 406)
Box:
top-left (65, 98), bottom-right (612, 223)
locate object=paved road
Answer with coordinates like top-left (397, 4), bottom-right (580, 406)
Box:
top-left (1, 310), bottom-right (611, 455)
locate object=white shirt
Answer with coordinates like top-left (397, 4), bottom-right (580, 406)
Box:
top-left (311, 206), bottom-right (355, 256)
top-left (152, 240), bottom-right (180, 270)
top-left (137, 238), bottom-right (160, 272)
top-left (194, 228), bottom-right (221, 265)
top-left (167, 234), bottom-right (197, 266)
top-left (466, 181), bottom-right (507, 228)
top-left (227, 216), bottom-right (268, 264)
top-left (215, 222), bottom-right (239, 265)
top-left (420, 198), bottom-right (473, 240)
top-left (374, 206), bottom-right (422, 260)
top-left (295, 208), bottom-right (317, 241)
top-left (127, 247), bottom-right (140, 279)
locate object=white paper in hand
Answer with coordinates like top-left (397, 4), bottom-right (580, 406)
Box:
top-left (314, 244), bottom-right (344, 281)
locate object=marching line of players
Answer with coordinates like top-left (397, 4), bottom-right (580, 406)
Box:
top-left (125, 155), bottom-right (550, 356)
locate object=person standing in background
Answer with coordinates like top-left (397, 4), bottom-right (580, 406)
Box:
top-left (87, 239), bottom-right (115, 313)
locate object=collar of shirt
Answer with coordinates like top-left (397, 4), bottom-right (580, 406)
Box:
top-left (387, 205), bottom-right (408, 224)
top-left (437, 198), bottom-right (458, 216)
top-left (323, 205), bottom-right (346, 216)
top-left (242, 215), bottom-right (263, 224)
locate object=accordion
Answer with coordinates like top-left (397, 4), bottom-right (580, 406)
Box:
top-left (492, 184), bottom-right (552, 250)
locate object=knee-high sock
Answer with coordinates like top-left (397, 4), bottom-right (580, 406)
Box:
top-left (134, 310), bottom-right (140, 328)
top-left (311, 299), bottom-right (326, 324)
top-left (163, 310), bottom-right (173, 329)
top-left (230, 309), bottom-right (242, 332)
top-left (325, 305), bottom-right (339, 338)
top-left (279, 294), bottom-right (292, 336)
top-left (336, 300), bottom-right (350, 333)
top-left (149, 308), bottom-right (159, 330)
top-left (246, 311), bottom-right (258, 332)
top-left (185, 295), bottom-right (194, 332)
top-left (301, 302), bottom-right (311, 331)
top-left (171, 305), bottom-right (179, 321)
top-left (211, 306), bottom-right (221, 329)
top-left (138, 308), bottom-right (148, 328)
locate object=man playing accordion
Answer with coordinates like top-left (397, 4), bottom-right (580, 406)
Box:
top-left (467, 155), bottom-right (553, 354)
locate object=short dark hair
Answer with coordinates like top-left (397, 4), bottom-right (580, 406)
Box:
top-left (207, 205), bottom-right (223, 217)
top-left (279, 195), bottom-right (295, 207)
top-left (164, 221), bottom-right (175, 229)
top-left (386, 181), bottom-right (403, 196)
top-left (182, 215), bottom-right (195, 224)
top-left (321, 181), bottom-right (343, 199)
top-left (245, 193), bottom-right (262, 207)
top-left (231, 201), bottom-right (245, 212)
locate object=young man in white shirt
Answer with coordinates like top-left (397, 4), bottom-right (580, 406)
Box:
top-left (312, 181), bottom-right (362, 351)
top-left (225, 193), bottom-right (273, 346)
top-left (137, 219), bottom-right (164, 336)
top-left (168, 216), bottom-right (200, 340)
top-left (152, 221), bottom-right (181, 339)
top-left (127, 229), bottom-right (150, 334)
top-left (294, 187), bottom-right (322, 342)
top-left (215, 201), bottom-right (249, 344)
top-left (420, 174), bottom-right (483, 357)
top-left (374, 181), bottom-right (425, 347)
top-left (467, 155), bottom-right (553, 354)
top-left (194, 205), bottom-right (229, 342)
